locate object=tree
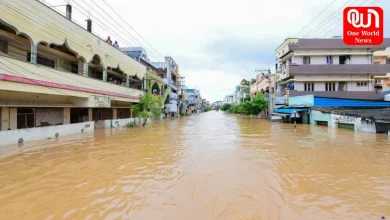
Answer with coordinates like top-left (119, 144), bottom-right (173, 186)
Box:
top-left (221, 103), bottom-right (232, 111)
top-left (132, 93), bottom-right (163, 126)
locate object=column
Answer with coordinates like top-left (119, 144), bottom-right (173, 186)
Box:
top-left (63, 108), bottom-right (70, 124)
top-left (1, 107), bottom-right (9, 131)
top-left (126, 75), bottom-right (130, 87)
top-left (30, 43), bottom-right (37, 64)
top-left (113, 108), bottom-right (117, 120)
top-left (88, 108), bottom-right (93, 121)
top-left (103, 68), bottom-right (108, 82)
top-left (83, 62), bottom-right (89, 77)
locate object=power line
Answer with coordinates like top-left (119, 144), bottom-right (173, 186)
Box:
top-left (98, 0), bottom-right (166, 60)
top-left (2, 0), bottom-right (143, 73)
top-left (294, 0), bottom-right (338, 37)
top-left (75, 0), bottom-right (163, 62)
top-left (302, 0), bottom-right (360, 38)
top-left (316, 0), bottom-right (376, 38)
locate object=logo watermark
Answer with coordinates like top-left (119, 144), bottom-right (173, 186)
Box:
top-left (343, 7), bottom-right (383, 45)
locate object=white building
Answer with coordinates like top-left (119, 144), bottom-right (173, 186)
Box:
top-left (275, 37), bottom-right (390, 99)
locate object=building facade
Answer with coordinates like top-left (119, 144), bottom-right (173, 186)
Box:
top-left (0, 1), bottom-right (147, 145)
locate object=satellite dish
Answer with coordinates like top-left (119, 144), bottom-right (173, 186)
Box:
top-left (162, 78), bottom-right (169, 85)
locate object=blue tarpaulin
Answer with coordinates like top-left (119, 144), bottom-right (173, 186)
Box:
top-left (273, 108), bottom-right (308, 114)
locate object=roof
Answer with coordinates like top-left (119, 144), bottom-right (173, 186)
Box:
top-left (314, 97), bottom-right (390, 108)
top-left (289, 38), bottom-right (390, 50)
top-left (289, 64), bottom-right (390, 75)
top-left (120, 47), bottom-right (146, 53)
top-left (274, 108), bottom-right (309, 114)
top-left (311, 107), bottom-right (390, 122)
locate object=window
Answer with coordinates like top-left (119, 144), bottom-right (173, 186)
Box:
top-left (326, 82), bottom-right (336, 91)
top-left (357, 82), bottom-right (368, 87)
top-left (339, 55), bottom-right (351, 64)
top-left (338, 82), bottom-right (347, 91)
top-left (71, 63), bottom-right (78, 74)
top-left (17, 108), bottom-right (35, 129)
top-left (304, 83), bottom-right (314, 91)
top-left (0, 39), bottom-right (8, 54)
top-left (303, 56), bottom-right (310, 64)
top-left (326, 56), bottom-right (333, 64)
top-left (27, 52), bottom-right (56, 68)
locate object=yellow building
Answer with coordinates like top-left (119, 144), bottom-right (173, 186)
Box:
top-left (0, 0), bottom-right (147, 145)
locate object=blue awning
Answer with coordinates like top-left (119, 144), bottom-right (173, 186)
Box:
top-left (274, 108), bottom-right (308, 114)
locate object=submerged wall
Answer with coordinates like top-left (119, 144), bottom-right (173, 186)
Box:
top-left (0, 121), bottom-right (94, 146)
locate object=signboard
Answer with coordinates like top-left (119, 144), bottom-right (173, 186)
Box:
top-left (89, 95), bottom-right (111, 108)
top-left (333, 115), bottom-right (356, 124)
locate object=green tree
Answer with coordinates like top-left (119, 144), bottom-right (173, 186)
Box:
top-left (221, 103), bottom-right (232, 111)
top-left (132, 93), bottom-right (163, 126)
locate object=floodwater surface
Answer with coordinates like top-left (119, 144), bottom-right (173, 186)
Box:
top-left (0, 111), bottom-right (389, 220)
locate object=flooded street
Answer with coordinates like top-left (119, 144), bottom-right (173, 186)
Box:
top-left (0, 111), bottom-right (390, 220)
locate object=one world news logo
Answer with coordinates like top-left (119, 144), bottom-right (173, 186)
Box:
top-left (343, 6), bottom-right (383, 45)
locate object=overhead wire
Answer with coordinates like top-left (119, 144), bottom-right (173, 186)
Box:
top-left (81, 0), bottom-right (164, 62)
top-left (302, 0), bottom-right (360, 37)
top-left (2, 0), bottom-right (144, 73)
top-left (98, 0), bottom-right (166, 60)
top-left (321, 0), bottom-right (379, 38)
top-left (294, 0), bottom-right (338, 37)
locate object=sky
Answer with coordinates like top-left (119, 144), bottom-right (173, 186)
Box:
top-left (44, 0), bottom-right (390, 102)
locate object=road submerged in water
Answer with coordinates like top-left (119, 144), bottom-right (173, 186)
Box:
top-left (0, 111), bottom-right (389, 220)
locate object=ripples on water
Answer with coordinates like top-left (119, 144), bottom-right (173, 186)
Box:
top-left (0, 112), bottom-right (389, 219)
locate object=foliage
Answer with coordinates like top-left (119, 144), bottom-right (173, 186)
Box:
top-left (227, 93), bottom-right (268, 115)
top-left (204, 106), bottom-right (212, 112)
top-left (132, 93), bottom-right (163, 126)
top-left (125, 121), bottom-right (136, 128)
top-left (221, 103), bottom-right (232, 111)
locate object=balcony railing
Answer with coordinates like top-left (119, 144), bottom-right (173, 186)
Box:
top-left (289, 64), bottom-right (390, 75)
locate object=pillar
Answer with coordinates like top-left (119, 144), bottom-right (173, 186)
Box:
top-left (103, 68), bottom-right (108, 82)
top-left (1, 107), bottom-right (17, 131)
top-left (83, 62), bottom-right (89, 77)
top-left (63, 108), bottom-right (70, 124)
top-left (88, 108), bottom-right (93, 121)
top-left (30, 43), bottom-right (37, 64)
top-left (126, 75), bottom-right (130, 87)
top-left (113, 108), bottom-right (117, 120)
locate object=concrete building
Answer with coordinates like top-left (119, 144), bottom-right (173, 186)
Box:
top-left (223, 95), bottom-right (234, 104)
top-left (0, 1), bottom-right (147, 145)
top-left (272, 38), bottom-right (390, 123)
top-left (187, 89), bottom-right (201, 113)
top-left (152, 57), bottom-right (182, 116)
top-left (275, 38), bottom-right (390, 98)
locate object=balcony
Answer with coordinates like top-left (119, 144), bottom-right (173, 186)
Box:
top-left (289, 64), bottom-right (390, 75)
top-left (0, 56), bottom-right (143, 103)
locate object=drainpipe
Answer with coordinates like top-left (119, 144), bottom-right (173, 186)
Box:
top-left (86, 19), bottom-right (92, 32)
top-left (66, 4), bottom-right (72, 20)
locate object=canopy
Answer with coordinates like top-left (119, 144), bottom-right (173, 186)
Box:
top-left (274, 108), bottom-right (308, 114)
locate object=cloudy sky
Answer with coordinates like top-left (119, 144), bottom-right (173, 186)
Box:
top-left (46, 0), bottom-right (389, 102)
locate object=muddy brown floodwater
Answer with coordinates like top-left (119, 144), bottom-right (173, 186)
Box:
top-left (0, 111), bottom-right (390, 220)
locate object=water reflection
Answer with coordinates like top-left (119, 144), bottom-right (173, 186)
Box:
top-left (0, 111), bottom-right (389, 219)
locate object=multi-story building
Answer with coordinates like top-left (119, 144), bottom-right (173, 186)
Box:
top-left (273, 37), bottom-right (390, 124)
top-left (121, 47), bottom-right (167, 97)
top-left (152, 57), bottom-right (181, 116)
top-left (250, 72), bottom-right (275, 99)
top-left (275, 37), bottom-right (390, 97)
top-left (223, 95), bottom-right (234, 104)
top-left (187, 89), bottom-right (201, 113)
top-left (0, 1), bottom-right (147, 145)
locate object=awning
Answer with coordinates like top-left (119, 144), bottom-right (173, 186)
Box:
top-left (274, 108), bottom-right (308, 114)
